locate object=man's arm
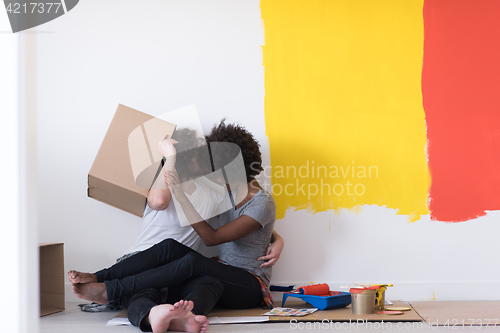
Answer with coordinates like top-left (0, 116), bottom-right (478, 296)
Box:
top-left (148, 137), bottom-right (178, 211)
top-left (147, 164), bottom-right (172, 210)
top-left (258, 230), bottom-right (284, 268)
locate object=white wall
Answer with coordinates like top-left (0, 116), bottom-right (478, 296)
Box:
top-left (1, 10), bottom-right (39, 333)
top-left (0, 10), bottom-right (22, 330)
top-left (33, 0), bottom-right (500, 303)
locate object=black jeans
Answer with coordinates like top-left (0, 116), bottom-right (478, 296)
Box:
top-left (94, 239), bottom-right (262, 325)
top-left (123, 275), bottom-right (223, 332)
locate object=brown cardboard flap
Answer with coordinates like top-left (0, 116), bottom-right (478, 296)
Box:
top-left (88, 104), bottom-right (176, 217)
top-left (40, 243), bottom-right (65, 316)
top-left (40, 308), bottom-right (64, 317)
top-left (88, 174), bottom-right (148, 217)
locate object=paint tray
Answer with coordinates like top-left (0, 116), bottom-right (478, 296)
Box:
top-left (282, 291), bottom-right (351, 310)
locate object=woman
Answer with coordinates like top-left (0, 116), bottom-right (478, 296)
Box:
top-left (70, 120), bottom-right (280, 332)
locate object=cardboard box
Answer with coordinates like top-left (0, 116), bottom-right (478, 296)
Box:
top-left (88, 104), bottom-right (176, 217)
top-left (40, 243), bottom-right (65, 316)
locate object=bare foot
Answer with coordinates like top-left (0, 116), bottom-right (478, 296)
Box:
top-left (147, 300), bottom-right (193, 333)
top-left (170, 314), bottom-right (209, 333)
top-left (72, 282), bottom-right (108, 305)
top-left (67, 270), bottom-right (97, 284)
top-left (170, 303), bottom-right (209, 333)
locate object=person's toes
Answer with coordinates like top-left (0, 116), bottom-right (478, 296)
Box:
top-left (184, 300), bottom-right (194, 312)
top-left (68, 271), bottom-right (77, 283)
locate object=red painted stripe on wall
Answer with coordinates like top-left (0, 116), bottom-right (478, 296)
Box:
top-left (423, 0), bottom-right (500, 222)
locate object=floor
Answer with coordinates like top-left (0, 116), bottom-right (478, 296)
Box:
top-left (40, 302), bottom-right (500, 333)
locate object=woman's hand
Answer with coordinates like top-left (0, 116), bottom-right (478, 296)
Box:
top-left (258, 235), bottom-right (284, 268)
top-left (165, 167), bottom-right (187, 202)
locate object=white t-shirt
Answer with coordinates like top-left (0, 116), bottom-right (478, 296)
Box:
top-left (172, 181), bottom-right (225, 227)
top-left (125, 179), bottom-right (223, 256)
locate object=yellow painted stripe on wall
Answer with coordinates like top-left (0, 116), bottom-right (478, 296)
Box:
top-left (261, 0), bottom-right (430, 221)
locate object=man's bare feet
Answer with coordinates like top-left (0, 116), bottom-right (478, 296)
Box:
top-left (67, 270), bottom-right (97, 284)
top-left (147, 300), bottom-right (195, 333)
top-left (170, 311), bottom-right (209, 333)
top-left (72, 282), bottom-right (108, 305)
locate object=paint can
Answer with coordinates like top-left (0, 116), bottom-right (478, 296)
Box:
top-left (350, 289), bottom-right (376, 314)
top-left (374, 287), bottom-right (386, 311)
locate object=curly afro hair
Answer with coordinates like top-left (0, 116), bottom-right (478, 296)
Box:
top-left (205, 120), bottom-right (263, 183)
top-left (171, 128), bottom-right (207, 180)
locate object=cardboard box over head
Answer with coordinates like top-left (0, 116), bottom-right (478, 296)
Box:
top-left (88, 104), bottom-right (176, 217)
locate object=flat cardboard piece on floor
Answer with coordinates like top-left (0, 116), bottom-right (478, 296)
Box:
top-left (410, 301), bottom-right (500, 326)
top-left (114, 300), bottom-right (421, 323)
top-left (115, 309), bottom-right (127, 318)
top-left (207, 300), bottom-right (422, 322)
top-left (88, 104), bottom-right (176, 217)
top-left (40, 243), bottom-right (65, 317)
top-left (111, 311), bottom-right (269, 325)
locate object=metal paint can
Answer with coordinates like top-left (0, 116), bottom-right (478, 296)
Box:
top-left (351, 289), bottom-right (376, 314)
top-left (374, 287), bottom-right (386, 311)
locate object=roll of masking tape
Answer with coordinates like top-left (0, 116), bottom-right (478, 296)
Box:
top-left (385, 306), bottom-right (411, 311)
top-left (378, 310), bottom-right (404, 315)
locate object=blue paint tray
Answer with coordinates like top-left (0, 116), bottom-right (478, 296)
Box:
top-left (282, 291), bottom-right (351, 310)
